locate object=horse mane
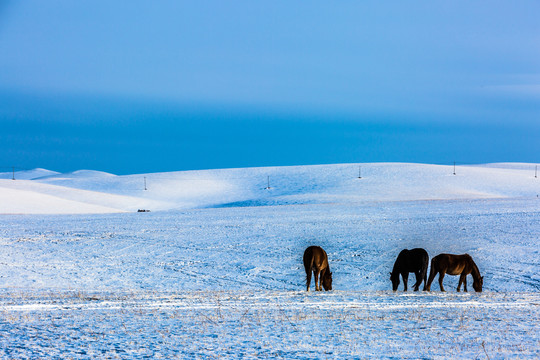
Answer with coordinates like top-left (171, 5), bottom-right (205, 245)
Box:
top-left (390, 261), bottom-right (400, 275)
top-left (469, 257), bottom-right (481, 282)
top-left (390, 250), bottom-right (406, 276)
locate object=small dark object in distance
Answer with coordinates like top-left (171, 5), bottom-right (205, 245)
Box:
top-left (303, 246), bottom-right (332, 291)
top-left (137, 209), bottom-right (151, 212)
top-left (426, 253), bottom-right (483, 292)
top-left (390, 248), bottom-right (429, 291)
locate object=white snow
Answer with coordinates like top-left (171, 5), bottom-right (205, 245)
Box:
top-left (0, 162), bottom-right (538, 358)
top-left (1, 162), bottom-right (539, 214)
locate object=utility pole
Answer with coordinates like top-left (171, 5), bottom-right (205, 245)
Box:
top-left (535, 165), bottom-right (538, 179)
top-left (453, 162), bottom-right (456, 176)
top-left (12, 167), bottom-right (15, 180)
top-left (266, 176), bottom-right (271, 189)
top-left (144, 177), bottom-right (147, 190)
top-left (358, 166), bottom-right (362, 179)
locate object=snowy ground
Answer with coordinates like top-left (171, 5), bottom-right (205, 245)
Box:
top-left (1, 163), bottom-right (539, 358)
top-left (1, 290), bottom-right (537, 358)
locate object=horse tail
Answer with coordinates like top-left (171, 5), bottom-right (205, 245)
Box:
top-left (303, 247), bottom-right (314, 290)
top-left (426, 256), bottom-right (438, 291)
top-left (422, 253), bottom-right (429, 290)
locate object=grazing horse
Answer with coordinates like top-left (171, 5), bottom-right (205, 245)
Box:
top-left (426, 253), bottom-right (484, 292)
top-left (303, 246), bottom-right (332, 291)
top-left (389, 248), bottom-right (429, 291)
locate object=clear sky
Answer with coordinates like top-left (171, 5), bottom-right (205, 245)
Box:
top-left (1, 1), bottom-right (539, 174)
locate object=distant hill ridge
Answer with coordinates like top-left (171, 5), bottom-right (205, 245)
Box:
top-left (0, 163), bottom-right (539, 214)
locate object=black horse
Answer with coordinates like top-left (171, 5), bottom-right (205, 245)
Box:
top-left (303, 246), bottom-right (332, 291)
top-left (390, 248), bottom-right (429, 291)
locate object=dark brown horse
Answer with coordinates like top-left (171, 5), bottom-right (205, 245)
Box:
top-left (426, 253), bottom-right (483, 292)
top-left (303, 246), bottom-right (332, 291)
top-left (390, 248), bottom-right (429, 291)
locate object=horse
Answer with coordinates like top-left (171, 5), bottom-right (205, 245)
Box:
top-left (426, 253), bottom-right (483, 292)
top-left (389, 248), bottom-right (429, 291)
top-left (303, 246), bottom-right (332, 291)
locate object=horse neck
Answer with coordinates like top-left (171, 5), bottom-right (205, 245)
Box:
top-left (470, 261), bottom-right (481, 281)
top-left (391, 258), bottom-right (402, 275)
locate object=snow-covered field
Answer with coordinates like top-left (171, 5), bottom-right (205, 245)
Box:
top-left (1, 163), bottom-right (539, 358)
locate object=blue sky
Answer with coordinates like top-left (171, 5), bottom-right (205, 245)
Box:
top-left (1, 1), bottom-right (539, 174)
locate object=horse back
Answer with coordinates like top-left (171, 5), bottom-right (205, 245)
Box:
top-left (433, 253), bottom-right (472, 275)
top-left (303, 246), bottom-right (329, 272)
top-left (394, 248), bottom-right (428, 272)
top-left (410, 248), bottom-right (429, 263)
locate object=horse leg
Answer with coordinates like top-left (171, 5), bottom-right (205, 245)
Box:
top-left (422, 257), bottom-right (429, 291)
top-left (438, 272), bottom-right (446, 292)
top-left (306, 269), bottom-right (312, 291)
top-left (457, 273), bottom-right (466, 292)
top-left (320, 268), bottom-right (327, 290)
top-left (314, 270), bottom-right (320, 291)
top-left (463, 275), bottom-right (468, 292)
top-left (402, 272), bottom-right (409, 291)
top-left (413, 271), bottom-right (421, 291)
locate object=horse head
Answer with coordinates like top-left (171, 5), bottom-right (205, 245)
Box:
top-left (473, 275), bottom-right (484, 292)
top-left (390, 271), bottom-right (400, 291)
top-left (322, 271), bottom-right (333, 291)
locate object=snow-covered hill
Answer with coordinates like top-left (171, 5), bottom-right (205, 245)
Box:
top-left (0, 168), bottom-right (60, 180)
top-left (1, 163), bottom-right (539, 214)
